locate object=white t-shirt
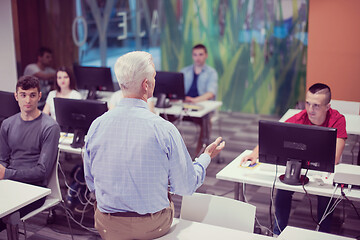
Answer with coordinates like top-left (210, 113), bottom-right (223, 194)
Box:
top-left (46, 90), bottom-right (82, 120)
top-left (24, 63), bottom-right (55, 78)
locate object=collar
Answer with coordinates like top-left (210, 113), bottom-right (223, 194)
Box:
top-left (117, 98), bottom-right (149, 110)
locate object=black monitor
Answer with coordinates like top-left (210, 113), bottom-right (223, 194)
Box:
top-left (73, 65), bottom-right (115, 100)
top-left (153, 71), bottom-right (185, 108)
top-left (0, 91), bottom-right (20, 127)
top-left (54, 98), bottom-right (107, 148)
top-left (259, 120), bottom-right (337, 185)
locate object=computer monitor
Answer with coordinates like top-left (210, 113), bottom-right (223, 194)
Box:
top-left (0, 90), bottom-right (20, 126)
top-left (259, 120), bottom-right (337, 185)
top-left (153, 71), bottom-right (185, 108)
top-left (73, 65), bottom-right (115, 100)
top-left (54, 98), bottom-right (107, 148)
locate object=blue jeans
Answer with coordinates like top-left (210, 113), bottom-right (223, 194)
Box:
top-left (273, 189), bottom-right (334, 235)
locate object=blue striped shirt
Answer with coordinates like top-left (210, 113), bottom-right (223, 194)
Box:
top-left (84, 98), bottom-right (210, 214)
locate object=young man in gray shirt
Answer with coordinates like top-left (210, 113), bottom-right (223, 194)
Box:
top-left (0, 76), bottom-right (60, 232)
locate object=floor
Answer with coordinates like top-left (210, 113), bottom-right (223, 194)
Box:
top-left (1, 111), bottom-right (359, 240)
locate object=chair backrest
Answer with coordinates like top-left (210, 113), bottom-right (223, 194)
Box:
top-left (330, 100), bottom-right (360, 115)
top-left (47, 152), bottom-right (62, 202)
top-left (180, 192), bottom-right (256, 233)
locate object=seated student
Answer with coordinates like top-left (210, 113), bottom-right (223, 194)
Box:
top-left (43, 66), bottom-right (82, 120)
top-left (0, 76), bottom-right (60, 232)
top-left (241, 83), bottom-right (347, 235)
top-left (180, 44), bottom-right (219, 154)
top-left (180, 44), bottom-right (218, 103)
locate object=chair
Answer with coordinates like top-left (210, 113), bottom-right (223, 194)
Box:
top-left (330, 100), bottom-right (360, 164)
top-left (330, 99), bottom-right (360, 115)
top-left (180, 192), bottom-right (256, 233)
top-left (21, 151), bottom-right (74, 240)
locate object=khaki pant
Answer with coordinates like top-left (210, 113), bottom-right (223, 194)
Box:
top-left (94, 201), bottom-right (174, 240)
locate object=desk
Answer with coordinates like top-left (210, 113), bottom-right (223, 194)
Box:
top-left (156, 218), bottom-right (274, 239)
top-left (216, 150), bottom-right (360, 201)
top-left (278, 226), bottom-right (355, 240)
top-left (279, 109), bottom-right (360, 135)
top-left (0, 180), bottom-right (51, 240)
top-left (156, 100), bottom-right (222, 155)
top-left (58, 133), bottom-right (82, 155)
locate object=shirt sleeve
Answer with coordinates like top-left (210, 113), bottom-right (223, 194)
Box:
top-left (166, 125), bottom-right (210, 195)
top-left (0, 123), bottom-right (10, 168)
top-left (205, 68), bottom-right (218, 96)
top-left (4, 124), bottom-right (60, 184)
top-left (332, 115), bottom-right (347, 139)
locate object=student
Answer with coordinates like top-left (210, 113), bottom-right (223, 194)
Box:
top-left (241, 83), bottom-right (347, 234)
top-left (24, 47), bottom-right (56, 104)
top-left (43, 66), bottom-right (82, 120)
top-left (180, 44), bottom-right (218, 103)
top-left (0, 76), bottom-right (60, 232)
top-left (84, 51), bottom-right (225, 240)
top-left (180, 44), bottom-right (219, 154)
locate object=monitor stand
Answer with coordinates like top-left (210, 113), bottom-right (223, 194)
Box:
top-left (87, 87), bottom-right (98, 100)
top-left (71, 129), bottom-right (85, 148)
top-left (279, 159), bottom-right (309, 185)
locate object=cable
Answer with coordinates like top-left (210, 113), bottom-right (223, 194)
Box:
top-left (242, 182), bottom-right (274, 235)
top-left (271, 163), bottom-right (281, 234)
top-left (301, 167), bottom-right (320, 228)
top-left (341, 185), bottom-right (360, 219)
top-left (316, 184), bottom-right (339, 231)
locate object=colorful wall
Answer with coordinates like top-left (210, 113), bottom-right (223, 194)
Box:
top-left (161, 0), bottom-right (308, 115)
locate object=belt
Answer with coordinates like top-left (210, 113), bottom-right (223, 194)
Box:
top-left (108, 211), bottom-right (152, 217)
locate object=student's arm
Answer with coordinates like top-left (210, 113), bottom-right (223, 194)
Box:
top-left (185, 92), bottom-right (215, 103)
top-left (4, 124), bottom-right (60, 183)
top-left (240, 145), bottom-right (259, 165)
top-left (335, 138), bottom-right (346, 165)
top-left (0, 125), bottom-right (10, 179)
top-left (33, 71), bottom-right (56, 81)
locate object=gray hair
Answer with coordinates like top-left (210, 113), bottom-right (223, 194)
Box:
top-left (114, 51), bottom-right (154, 95)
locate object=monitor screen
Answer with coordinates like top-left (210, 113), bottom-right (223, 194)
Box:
top-left (0, 91), bottom-right (20, 126)
top-left (259, 120), bottom-right (337, 185)
top-left (153, 71), bottom-right (185, 106)
top-left (54, 98), bottom-right (107, 148)
top-left (73, 65), bottom-right (115, 99)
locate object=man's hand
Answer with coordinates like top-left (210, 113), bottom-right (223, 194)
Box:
top-left (0, 164), bottom-right (6, 180)
top-left (204, 137), bottom-right (225, 159)
top-left (185, 96), bottom-right (197, 103)
top-left (240, 145), bottom-right (259, 166)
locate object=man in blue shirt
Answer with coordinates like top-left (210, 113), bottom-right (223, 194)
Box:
top-left (180, 44), bottom-right (219, 155)
top-left (84, 51), bottom-right (225, 240)
top-left (181, 44), bottom-right (218, 103)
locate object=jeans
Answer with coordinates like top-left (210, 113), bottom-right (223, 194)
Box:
top-left (273, 189), bottom-right (334, 235)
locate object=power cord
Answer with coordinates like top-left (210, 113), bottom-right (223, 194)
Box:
top-left (340, 184), bottom-right (360, 219)
top-left (270, 164), bottom-right (281, 234)
top-left (301, 166), bottom-right (320, 228)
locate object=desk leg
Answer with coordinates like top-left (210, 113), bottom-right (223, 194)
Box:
top-left (3, 212), bottom-right (20, 240)
top-left (234, 182), bottom-right (245, 201)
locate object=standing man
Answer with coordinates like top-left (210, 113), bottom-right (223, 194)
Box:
top-left (0, 76), bottom-right (60, 232)
top-left (181, 44), bottom-right (218, 103)
top-left (24, 47), bottom-right (56, 105)
top-left (241, 83), bottom-right (347, 235)
top-left (84, 51), bottom-right (225, 240)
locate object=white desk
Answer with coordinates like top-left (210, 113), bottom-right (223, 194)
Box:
top-left (0, 180), bottom-right (51, 218)
top-left (155, 100), bottom-right (222, 118)
top-left (58, 133), bottom-right (83, 155)
top-left (278, 226), bottom-right (355, 240)
top-left (0, 180), bottom-right (51, 240)
top-left (216, 150), bottom-right (360, 201)
top-left (280, 109), bottom-right (360, 135)
top-left (156, 218), bottom-right (274, 240)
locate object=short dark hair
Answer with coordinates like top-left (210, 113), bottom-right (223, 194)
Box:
top-left (192, 44), bottom-right (207, 53)
top-left (308, 83), bottom-right (331, 104)
top-left (38, 47), bottom-right (52, 57)
top-left (16, 76), bottom-right (40, 92)
top-left (54, 66), bottom-right (77, 92)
